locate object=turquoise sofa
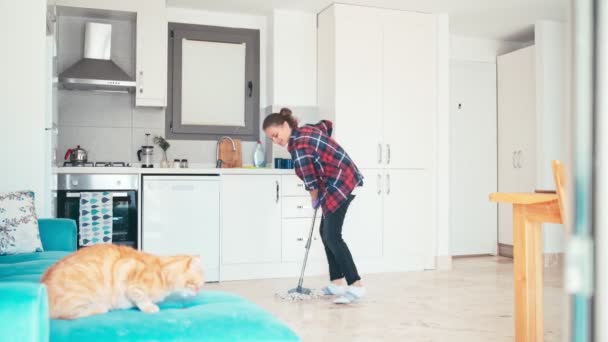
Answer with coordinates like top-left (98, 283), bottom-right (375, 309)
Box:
top-left (0, 219), bottom-right (299, 342)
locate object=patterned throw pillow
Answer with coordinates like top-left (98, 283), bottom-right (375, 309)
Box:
top-left (0, 191), bottom-right (44, 255)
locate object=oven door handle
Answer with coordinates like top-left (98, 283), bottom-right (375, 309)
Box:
top-left (66, 192), bottom-right (129, 198)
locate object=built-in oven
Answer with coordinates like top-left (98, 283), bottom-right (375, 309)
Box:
top-left (56, 174), bottom-right (139, 249)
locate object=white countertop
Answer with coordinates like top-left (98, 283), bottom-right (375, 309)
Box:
top-left (52, 165), bottom-right (295, 176)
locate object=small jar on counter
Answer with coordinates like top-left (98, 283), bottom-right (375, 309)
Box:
top-left (180, 159), bottom-right (189, 168)
top-left (173, 159), bottom-right (181, 168)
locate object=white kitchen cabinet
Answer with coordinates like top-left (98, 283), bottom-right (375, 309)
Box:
top-left (318, 4), bottom-right (437, 169)
top-left (382, 170), bottom-right (434, 270)
top-left (319, 5), bottom-right (383, 168)
top-left (142, 175), bottom-right (220, 282)
top-left (342, 169), bottom-right (383, 260)
top-left (280, 175), bottom-right (325, 265)
top-left (56, 0), bottom-right (167, 107)
top-left (318, 3), bottom-right (438, 272)
top-left (281, 218), bottom-right (324, 263)
top-left (343, 169), bottom-right (432, 271)
top-left (135, 0), bottom-right (167, 107)
top-left (382, 10), bottom-right (436, 169)
top-left (221, 175), bottom-right (282, 264)
top-left (497, 46), bottom-right (537, 246)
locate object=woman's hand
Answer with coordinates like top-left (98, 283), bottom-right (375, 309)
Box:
top-left (310, 189), bottom-right (320, 209)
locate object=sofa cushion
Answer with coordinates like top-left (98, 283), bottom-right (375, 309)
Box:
top-left (0, 251), bottom-right (69, 282)
top-left (0, 191), bottom-right (44, 255)
top-left (51, 291), bottom-right (300, 342)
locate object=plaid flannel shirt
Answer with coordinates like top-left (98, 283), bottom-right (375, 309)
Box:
top-left (287, 120), bottom-right (364, 214)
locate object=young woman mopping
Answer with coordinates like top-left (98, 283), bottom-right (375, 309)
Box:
top-left (263, 108), bottom-right (366, 304)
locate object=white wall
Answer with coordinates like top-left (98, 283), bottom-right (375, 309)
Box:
top-left (450, 35), bottom-right (526, 63)
top-left (535, 20), bottom-right (567, 253)
top-left (0, 1), bottom-right (47, 210)
top-left (436, 14), bottom-right (450, 260)
top-left (269, 9), bottom-right (317, 106)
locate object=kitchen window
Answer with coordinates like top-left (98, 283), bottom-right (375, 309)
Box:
top-left (166, 23), bottom-right (260, 141)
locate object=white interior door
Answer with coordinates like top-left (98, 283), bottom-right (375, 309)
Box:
top-left (142, 176), bottom-right (221, 282)
top-left (382, 10), bottom-right (436, 169)
top-left (497, 46), bottom-right (537, 246)
top-left (333, 5), bottom-right (383, 168)
top-left (449, 61), bottom-right (498, 256)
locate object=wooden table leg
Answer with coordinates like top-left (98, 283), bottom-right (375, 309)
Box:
top-left (513, 204), bottom-right (544, 342)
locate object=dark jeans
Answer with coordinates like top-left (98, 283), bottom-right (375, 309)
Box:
top-left (319, 195), bottom-right (361, 285)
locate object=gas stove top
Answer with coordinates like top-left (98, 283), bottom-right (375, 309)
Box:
top-left (62, 161), bottom-right (131, 167)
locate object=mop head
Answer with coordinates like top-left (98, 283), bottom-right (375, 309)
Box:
top-left (275, 288), bottom-right (325, 301)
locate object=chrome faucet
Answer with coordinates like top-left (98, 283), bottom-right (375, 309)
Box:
top-left (216, 136), bottom-right (236, 168)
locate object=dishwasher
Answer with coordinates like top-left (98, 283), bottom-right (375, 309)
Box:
top-left (142, 175), bottom-right (220, 282)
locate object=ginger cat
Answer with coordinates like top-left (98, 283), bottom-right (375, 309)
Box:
top-left (41, 244), bottom-right (205, 320)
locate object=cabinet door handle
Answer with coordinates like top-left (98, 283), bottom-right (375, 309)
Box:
top-left (275, 181), bottom-right (280, 203)
top-left (517, 150), bottom-right (523, 168)
top-left (248, 81), bottom-right (253, 97)
top-left (386, 174), bottom-right (391, 195)
top-left (386, 144), bottom-right (391, 165)
top-left (377, 174), bottom-right (382, 195)
top-left (512, 151), bottom-right (516, 168)
top-left (139, 71), bottom-right (144, 94)
top-left (378, 144), bottom-right (382, 164)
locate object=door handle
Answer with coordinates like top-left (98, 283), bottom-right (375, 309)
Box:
top-left (275, 181), bottom-right (280, 203)
top-left (378, 144), bottom-right (382, 164)
top-left (386, 144), bottom-right (391, 165)
top-left (386, 174), bottom-right (391, 195)
top-left (516, 150), bottom-right (523, 168)
top-left (377, 174), bottom-right (382, 195)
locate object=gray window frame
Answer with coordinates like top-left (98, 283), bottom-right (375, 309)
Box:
top-left (166, 23), bottom-right (260, 141)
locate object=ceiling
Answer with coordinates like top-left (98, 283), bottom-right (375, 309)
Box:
top-left (167, 0), bottom-right (568, 42)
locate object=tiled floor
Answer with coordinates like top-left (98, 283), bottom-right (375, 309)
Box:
top-left (206, 256), bottom-right (565, 341)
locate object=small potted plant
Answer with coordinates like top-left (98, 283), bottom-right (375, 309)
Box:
top-left (154, 135), bottom-right (170, 168)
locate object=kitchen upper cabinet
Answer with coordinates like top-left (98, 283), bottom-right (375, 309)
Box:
top-left (221, 175), bottom-right (282, 264)
top-left (318, 4), bottom-right (437, 169)
top-left (135, 0), bottom-right (167, 107)
top-left (56, 0), bottom-right (167, 107)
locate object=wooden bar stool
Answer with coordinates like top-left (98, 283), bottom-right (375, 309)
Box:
top-left (490, 160), bottom-right (566, 342)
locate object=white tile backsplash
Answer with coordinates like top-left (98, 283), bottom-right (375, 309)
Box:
top-left (133, 107), bottom-right (165, 129)
top-left (58, 126), bottom-right (132, 163)
top-left (59, 93), bottom-right (260, 166)
top-left (59, 91), bottom-right (133, 127)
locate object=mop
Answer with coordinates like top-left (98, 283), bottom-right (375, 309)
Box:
top-left (276, 207), bottom-right (325, 301)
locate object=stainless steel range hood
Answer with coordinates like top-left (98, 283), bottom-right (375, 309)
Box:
top-left (60, 22), bottom-right (135, 92)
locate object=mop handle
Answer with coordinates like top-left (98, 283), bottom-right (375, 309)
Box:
top-left (296, 207), bottom-right (319, 290)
